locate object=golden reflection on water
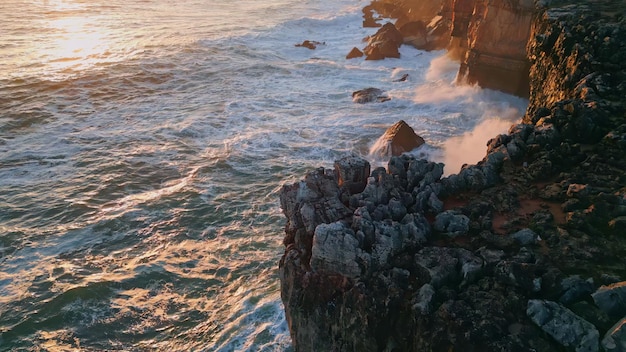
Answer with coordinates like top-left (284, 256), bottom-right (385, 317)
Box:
top-left (46, 16), bottom-right (109, 74)
top-left (41, 1), bottom-right (111, 77)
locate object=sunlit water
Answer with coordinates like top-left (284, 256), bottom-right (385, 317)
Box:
top-left (0, 0), bottom-right (527, 350)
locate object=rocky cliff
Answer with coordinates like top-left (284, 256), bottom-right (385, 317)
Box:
top-left (279, 1), bottom-right (626, 351)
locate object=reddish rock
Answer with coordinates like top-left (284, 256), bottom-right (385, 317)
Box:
top-left (364, 22), bottom-right (403, 60)
top-left (371, 120), bottom-right (425, 156)
top-left (346, 47), bottom-right (364, 59)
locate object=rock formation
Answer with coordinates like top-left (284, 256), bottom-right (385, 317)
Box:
top-left (364, 22), bottom-right (404, 60)
top-left (369, 120), bottom-right (426, 157)
top-left (279, 1), bottom-right (626, 351)
top-left (361, 0), bottom-right (535, 96)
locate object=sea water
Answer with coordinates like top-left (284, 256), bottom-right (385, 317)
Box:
top-left (0, 0), bottom-right (527, 350)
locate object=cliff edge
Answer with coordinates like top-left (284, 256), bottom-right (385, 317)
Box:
top-left (279, 1), bottom-right (626, 351)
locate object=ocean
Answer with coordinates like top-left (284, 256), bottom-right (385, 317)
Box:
top-left (0, 0), bottom-right (528, 350)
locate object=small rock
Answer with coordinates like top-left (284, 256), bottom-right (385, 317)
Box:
top-left (527, 299), bottom-right (599, 352)
top-left (352, 87), bottom-right (389, 104)
top-left (511, 228), bottom-right (538, 245)
top-left (311, 221), bottom-right (366, 278)
top-left (393, 73), bottom-right (409, 82)
top-left (346, 47), bottom-right (364, 59)
top-left (295, 40), bottom-right (323, 49)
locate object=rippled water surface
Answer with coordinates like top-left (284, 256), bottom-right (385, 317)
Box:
top-left (0, 0), bottom-right (527, 350)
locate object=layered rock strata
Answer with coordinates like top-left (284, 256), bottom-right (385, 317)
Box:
top-left (279, 1), bottom-right (626, 351)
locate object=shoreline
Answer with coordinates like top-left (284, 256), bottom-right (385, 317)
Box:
top-left (279, 0), bottom-right (626, 350)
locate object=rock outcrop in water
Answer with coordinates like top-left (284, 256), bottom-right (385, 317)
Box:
top-left (356, 0), bottom-right (535, 96)
top-left (279, 1), bottom-right (626, 351)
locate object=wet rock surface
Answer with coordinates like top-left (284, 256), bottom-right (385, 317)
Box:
top-left (279, 1), bottom-right (626, 351)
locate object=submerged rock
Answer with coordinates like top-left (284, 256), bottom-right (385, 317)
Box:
top-left (295, 40), bottom-right (324, 49)
top-left (351, 87), bottom-right (389, 103)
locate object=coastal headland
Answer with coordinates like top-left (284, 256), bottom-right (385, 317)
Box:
top-left (279, 0), bottom-right (626, 350)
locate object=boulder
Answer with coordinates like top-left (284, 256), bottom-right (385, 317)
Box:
top-left (352, 87), bottom-right (390, 104)
top-left (592, 282), bottom-right (626, 317)
top-left (346, 47), bottom-right (364, 59)
top-left (370, 120), bottom-right (425, 157)
top-left (364, 22), bottom-right (403, 60)
top-left (527, 299), bottom-right (600, 352)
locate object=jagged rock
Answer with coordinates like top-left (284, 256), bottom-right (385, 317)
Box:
top-left (352, 87), bottom-right (390, 103)
top-left (603, 318), bottom-right (626, 352)
top-left (370, 120), bottom-right (425, 157)
top-left (370, 213), bottom-right (430, 267)
top-left (434, 210), bottom-right (470, 237)
top-left (334, 155), bottom-right (370, 195)
top-left (415, 247), bottom-right (483, 288)
top-left (280, 167), bottom-right (352, 253)
top-left (310, 222), bottom-right (366, 278)
top-left (592, 282), bottom-right (626, 317)
top-left (346, 47), bottom-right (364, 59)
top-left (364, 22), bottom-right (403, 60)
top-left (527, 299), bottom-right (600, 352)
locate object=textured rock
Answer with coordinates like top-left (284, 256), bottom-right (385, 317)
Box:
top-left (433, 210), bottom-right (470, 237)
top-left (592, 282), bottom-right (626, 317)
top-left (351, 87), bottom-right (389, 103)
top-left (527, 299), bottom-right (600, 352)
top-left (334, 155), bottom-right (371, 195)
top-left (346, 46), bottom-right (364, 59)
top-left (311, 222), bottom-right (365, 278)
top-left (295, 40), bottom-right (323, 49)
top-left (364, 22), bottom-right (403, 60)
top-left (280, 3), bottom-right (626, 350)
top-left (369, 120), bottom-right (425, 157)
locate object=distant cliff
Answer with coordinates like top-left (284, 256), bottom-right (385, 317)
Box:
top-left (279, 1), bottom-right (626, 351)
